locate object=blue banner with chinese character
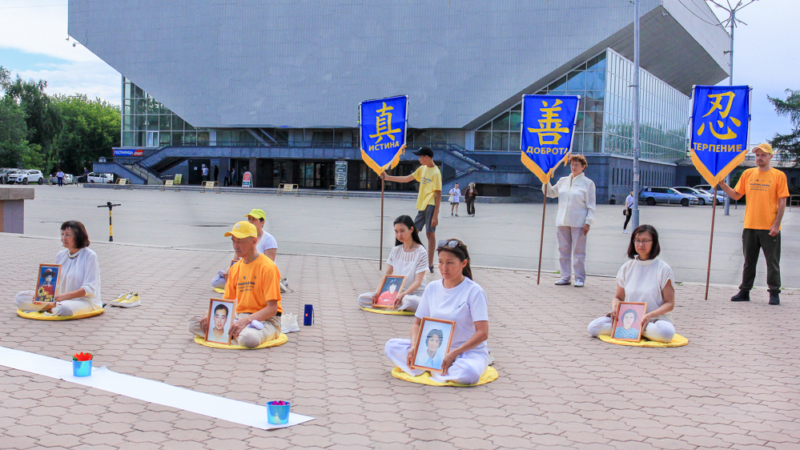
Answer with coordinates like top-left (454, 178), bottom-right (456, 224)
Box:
top-left (360, 95), bottom-right (408, 175)
top-left (690, 85), bottom-right (750, 187)
top-left (520, 95), bottom-right (581, 184)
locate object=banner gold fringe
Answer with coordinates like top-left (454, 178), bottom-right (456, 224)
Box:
top-left (690, 149), bottom-right (747, 188)
top-left (521, 151), bottom-right (571, 185)
top-left (361, 145), bottom-right (405, 175)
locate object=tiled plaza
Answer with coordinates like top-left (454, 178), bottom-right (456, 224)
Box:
top-left (1, 231), bottom-right (798, 449)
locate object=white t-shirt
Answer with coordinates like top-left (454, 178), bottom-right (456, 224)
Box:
top-left (386, 244), bottom-right (429, 295)
top-left (416, 278), bottom-right (489, 353)
top-left (55, 248), bottom-right (102, 307)
top-left (616, 257), bottom-right (674, 323)
top-left (56, 171), bottom-right (64, 178)
top-left (448, 188), bottom-right (462, 203)
top-left (257, 232), bottom-right (278, 255)
top-left (202, 167), bottom-right (209, 176)
top-left (626, 195), bottom-right (635, 209)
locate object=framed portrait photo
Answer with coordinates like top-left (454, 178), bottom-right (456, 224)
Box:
top-left (611, 302), bottom-right (648, 342)
top-left (410, 317), bottom-right (456, 373)
top-left (373, 275), bottom-right (406, 309)
top-left (34, 264), bottom-right (61, 304)
top-left (205, 298), bottom-right (238, 345)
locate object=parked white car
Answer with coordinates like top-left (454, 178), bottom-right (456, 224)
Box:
top-left (674, 187), bottom-right (722, 205)
top-left (8, 170), bottom-right (45, 185)
top-left (87, 172), bottom-right (114, 183)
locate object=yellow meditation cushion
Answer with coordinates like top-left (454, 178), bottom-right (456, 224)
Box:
top-left (194, 333), bottom-right (288, 350)
top-left (17, 308), bottom-right (105, 321)
top-left (599, 333), bottom-right (689, 348)
top-left (361, 306), bottom-right (415, 316)
top-left (391, 366), bottom-right (499, 387)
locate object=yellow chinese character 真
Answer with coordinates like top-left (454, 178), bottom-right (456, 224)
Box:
top-left (369, 102), bottom-right (401, 144)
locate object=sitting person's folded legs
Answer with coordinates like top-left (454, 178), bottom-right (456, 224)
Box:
top-left (587, 316), bottom-right (613, 338)
top-left (429, 349), bottom-right (488, 385)
top-left (643, 320), bottom-right (675, 343)
top-left (235, 315), bottom-right (281, 348)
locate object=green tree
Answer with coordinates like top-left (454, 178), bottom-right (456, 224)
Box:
top-left (0, 66), bottom-right (42, 169)
top-left (53, 94), bottom-right (120, 174)
top-left (2, 74), bottom-right (62, 172)
top-left (768, 89), bottom-right (800, 167)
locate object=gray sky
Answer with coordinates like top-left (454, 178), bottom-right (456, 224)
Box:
top-left (0, 0), bottom-right (796, 144)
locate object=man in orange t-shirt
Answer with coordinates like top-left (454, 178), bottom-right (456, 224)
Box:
top-left (189, 221), bottom-right (283, 347)
top-left (719, 143), bottom-right (790, 305)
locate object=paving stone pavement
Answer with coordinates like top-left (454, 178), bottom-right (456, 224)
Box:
top-left (0, 232), bottom-right (798, 449)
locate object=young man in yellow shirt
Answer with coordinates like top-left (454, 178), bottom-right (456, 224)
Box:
top-left (718, 143), bottom-right (790, 305)
top-left (189, 221), bottom-right (283, 347)
top-left (381, 145), bottom-right (442, 272)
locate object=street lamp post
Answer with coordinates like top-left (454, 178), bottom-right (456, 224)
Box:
top-left (632, 0), bottom-right (641, 230)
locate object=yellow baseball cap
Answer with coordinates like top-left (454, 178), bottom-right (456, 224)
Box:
top-left (245, 209), bottom-right (266, 221)
top-left (752, 143), bottom-right (773, 154)
top-left (224, 221), bottom-right (257, 239)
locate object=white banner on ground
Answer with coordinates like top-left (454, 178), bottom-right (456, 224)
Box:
top-left (0, 346), bottom-right (313, 430)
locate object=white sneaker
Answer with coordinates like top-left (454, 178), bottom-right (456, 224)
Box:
top-left (574, 280), bottom-right (585, 287)
top-left (555, 279), bottom-right (571, 286)
top-left (281, 313), bottom-right (300, 333)
top-left (623, 229), bottom-right (628, 234)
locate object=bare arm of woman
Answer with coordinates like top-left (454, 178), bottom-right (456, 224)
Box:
top-left (53, 288), bottom-right (87, 303)
top-left (642, 280), bottom-right (675, 323)
top-left (608, 285), bottom-right (625, 322)
top-left (441, 321), bottom-right (489, 376)
top-left (406, 317), bottom-right (422, 367)
top-left (394, 271), bottom-right (425, 308)
top-left (264, 248), bottom-right (277, 261)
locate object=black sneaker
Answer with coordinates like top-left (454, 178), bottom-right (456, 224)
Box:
top-left (730, 290), bottom-right (751, 302)
top-left (429, 266), bottom-right (434, 273)
top-left (769, 293), bottom-right (780, 305)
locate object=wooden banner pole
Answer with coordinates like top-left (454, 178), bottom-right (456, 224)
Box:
top-left (379, 178), bottom-right (385, 271)
top-left (704, 186), bottom-right (718, 300)
top-left (537, 184), bottom-right (548, 285)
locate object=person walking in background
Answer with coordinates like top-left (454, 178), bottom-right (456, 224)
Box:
top-left (623, 190), bottom-right (634, 233)
top-left (543, 154), bottom-right (596, 288)
top-left (214, 165), bottom-right (219, 184)
top-left (449, 183), bottom-right (462, 217)
top-left (465, 183), bottom-right (478, 217)
top-left (223, 168), bottom-right (230, 186)
top-left (56, 169), bottom-right (64, 187)
top-left (381, 145), bottom-right (442, 273)
top-left (231, 168), bottom-right (238, 186)
top-left (717, 143), bottom-right (789, 305)
top-left (202, 164), bottom-right (209, 183)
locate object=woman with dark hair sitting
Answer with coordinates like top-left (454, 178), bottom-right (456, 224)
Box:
top-left (358, 215), bottom-right (428, 312)
top-left (385, 239), bottom-right (490, 385)
top-left (16, 221), bottom-right (102, 316)
top-left (588, 224), bottom-right (676, 342)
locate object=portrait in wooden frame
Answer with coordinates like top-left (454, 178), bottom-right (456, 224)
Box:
top-left (611, 302), bottom-right (648, 341)
top-left (205, 298), bottom-right (238, 345)
top-left (34, 264), bottom-right (61, 305)
top-left (372, 274), bottom-right (406, 309)
top-left (410, 317), bottom-right (456, 373)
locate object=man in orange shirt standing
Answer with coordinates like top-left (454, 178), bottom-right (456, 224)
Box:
top-left (718, 143), bottom-right (790, 305)
top-left (189, 221), bottom-right (282, 347)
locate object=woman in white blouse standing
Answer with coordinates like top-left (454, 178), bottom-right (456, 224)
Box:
top-left (543, 154), bottom-right (596, 287)
top-left (587, 225), bottom-right (676, 342)
top-left (385, 239), bottom-right (490, 385)
top-left (358, 215), bottom-right (428, 312)
top-left (16, 221), bottom-right (102, 316)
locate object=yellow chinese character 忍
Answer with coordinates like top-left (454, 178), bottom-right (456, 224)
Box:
top-left (369, 102), bottom-right (402, 144)
top-left (697, 91), bottom-right (742, 140)
top-left (528, 99), bottom-right (570, 145)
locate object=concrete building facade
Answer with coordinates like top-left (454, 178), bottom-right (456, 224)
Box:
top-left (69, 0), bottom-right (730, 200)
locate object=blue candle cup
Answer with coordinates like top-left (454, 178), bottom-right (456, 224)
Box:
top-left (267, 401), bottom-right (291, 425)
top-left (72, 359), bottom-right (92, 377)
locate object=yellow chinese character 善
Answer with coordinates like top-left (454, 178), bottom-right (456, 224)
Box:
top-left (528, 99), bottom-right (570, 145)
top-left (697, 91), bottom-right (742, 140)
top-left (369, 102), bottom-right (402, 144)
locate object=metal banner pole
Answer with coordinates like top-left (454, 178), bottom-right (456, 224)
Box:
top-left (631, 0), bottom-right (641, 230)
top-left (537, 185), bottom-right (547, 285)
top-left (380, 179), bottom-right (385, 271)
top-left (705, 187), bottom-right (718, 300)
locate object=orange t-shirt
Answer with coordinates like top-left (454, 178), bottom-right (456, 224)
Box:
top-left (224, 254), bottom-right (283, 314)
top-left (734, 168), bottom-right (790, 230)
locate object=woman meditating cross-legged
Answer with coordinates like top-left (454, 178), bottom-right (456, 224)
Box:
top-left (358, 215), bottom-right (428, 312)
top-left (385, 239), bottom-right (490, 385)
top-left (588, 224), bottom-right (676, 343)
top-left (15, 221), bottom-right (102, 316)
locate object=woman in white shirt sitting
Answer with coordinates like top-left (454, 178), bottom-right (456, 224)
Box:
top-left (358, 215), bottom-right (428, 312)
top-left (16, 221), bottom-right (102, 316)
top-left (385, 239), bottom-right (490, 385)
top-left (543, 154), bottom-right (596, 287)
top-left (588, 225), bottom-right (676, 342)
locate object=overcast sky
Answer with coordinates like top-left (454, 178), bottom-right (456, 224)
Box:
top-left (0, 0), bottom-right (796, 144)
